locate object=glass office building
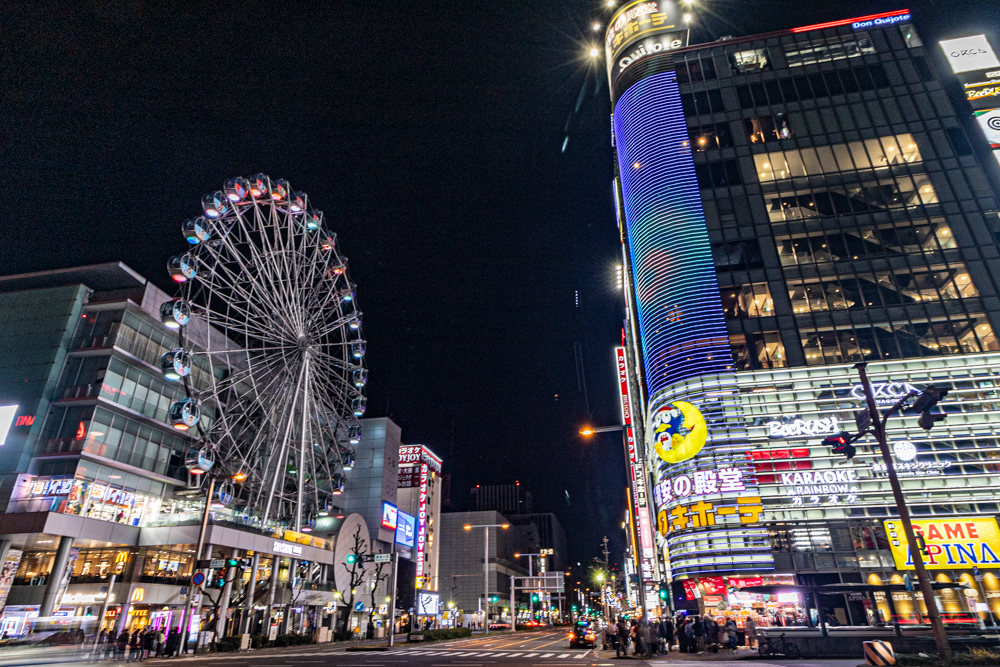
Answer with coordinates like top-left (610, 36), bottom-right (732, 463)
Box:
top-left (609, 5), bottom-right (1000, 626)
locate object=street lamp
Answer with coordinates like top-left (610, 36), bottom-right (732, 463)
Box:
top-left (579, 425), bottom-right (623, 437)
top-left (464, 522), bottom-right (508, 634)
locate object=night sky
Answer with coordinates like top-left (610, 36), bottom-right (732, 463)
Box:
top-left (4, 0), bottom-right (999, 568)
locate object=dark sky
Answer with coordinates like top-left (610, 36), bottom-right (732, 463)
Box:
top-left (4, 0), bottom-right (998, 568)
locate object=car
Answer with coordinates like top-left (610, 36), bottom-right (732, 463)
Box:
top-left (568, 621), bottom-right (596, 648)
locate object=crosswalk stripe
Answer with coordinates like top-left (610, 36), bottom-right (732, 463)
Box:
top-left (575, 653), bottom-right (588, 658)
top-left (557, 654), bottom-right (570, 658)
top-left (492, 653), bottom-right (508, 657)
top-left (523, 652), bottom-right (539, 657)
top-left (540, 653), bottom-right (555, 658)
top-left (506, 652), bottom-right (523, 657)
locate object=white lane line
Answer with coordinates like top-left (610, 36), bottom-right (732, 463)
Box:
top-left (557, 654), bottom-right (570, 659)
top-left (539, 653), bottom-right (555, 658)
top-left (574, 653), bottom-right (588, 658)
top-left (523, 653), bottom-right (539, 657)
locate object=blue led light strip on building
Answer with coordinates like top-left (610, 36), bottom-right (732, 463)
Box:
top-left (614, 70), bottom-right (773, 575)
top-left (613, 70), bottom-right (732, 398)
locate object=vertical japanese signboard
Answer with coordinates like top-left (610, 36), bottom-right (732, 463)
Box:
top-left (416, 463), bottom-right (429, 581)
top-left (617, 347), bottom-right (656, 580)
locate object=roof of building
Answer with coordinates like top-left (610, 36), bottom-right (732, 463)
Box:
top-left (0, 261), bottom-right (146, 294)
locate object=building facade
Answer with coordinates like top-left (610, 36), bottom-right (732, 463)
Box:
top-left (607, 4), bottom-right (1000, 627)
top-left (397, 444), bottom-right (443, 595)
top-left (0, 263), bottom-right (429, 640)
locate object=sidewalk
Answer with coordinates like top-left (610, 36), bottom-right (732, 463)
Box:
top-left (594, 646), bottom-right (757, 661)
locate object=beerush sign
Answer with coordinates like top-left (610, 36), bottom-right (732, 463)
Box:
top-left (885, 517), bottom-right (1000, 570)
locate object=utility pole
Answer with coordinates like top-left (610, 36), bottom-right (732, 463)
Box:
top-left (601, 537), bottom-right (611, 624)
top-left (854, 363), bottom-right (952, 662)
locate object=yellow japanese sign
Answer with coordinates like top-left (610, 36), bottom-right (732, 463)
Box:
top-left (656, 497), bottom-right (763, 535)
top-left (885, 517), bottom-right (1000, 570)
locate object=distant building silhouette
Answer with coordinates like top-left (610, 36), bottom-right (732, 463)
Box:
top-left (470, 483), bottom-right (531, 514)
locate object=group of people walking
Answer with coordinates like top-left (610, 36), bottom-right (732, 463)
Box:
top-left (93, 628), bottom-right (182, 661)
top-left (606, 614), bottom-right (757, 657)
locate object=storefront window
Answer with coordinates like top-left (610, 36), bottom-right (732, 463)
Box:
top-left (13, 552), bottom-right (55, 586)
top-left (139, 548), bottom-right (193, 584)
top-left (71, 549), bottom-right (132, 583)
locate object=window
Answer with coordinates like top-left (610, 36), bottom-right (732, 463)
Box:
top-left (788, 265), bottom-right (979, 314)
top-left (712, 241), bottom-right (763, 270)
top-left (801, 316), bottom-right (998, 365)
top-left (695, 159), bottom-right (742, 188)
top-left (913, 56), bottom-right (934, 82)
top-left (899, 24), bottom-right (922, 48)
top-left (676, 56), bottom-right (718, 83)
top-left (946, 128), bottom-right (974, 156)
top-left (729, 48), bottom-right (769, 74)
top-left (775, 220), bottom-right (956, 265)
top-left (690, 122), bottom-right (732, 151)
top-left (746, 114), bottom-right (791, 144)
top-left (720, 283), bottom-right (774, 318)
top-left (681, 89), bottom-right (726, 116)
top-left (731, 332), bottom-right (786, 370)
top-left (736, 65), bottom-right (891, 109)
top-left (765, 176), bottom-right (938, 221)
top-left (784, 33), bottom-right (876, 67)
top-left (754, 134), bottom-right (922, 181)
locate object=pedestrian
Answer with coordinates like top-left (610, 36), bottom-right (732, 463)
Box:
top-left (683, 619), bottom-right (694, 653)
top-left (637, 621), bottom-right (649, 657)
top-left (155, 629), bottom-right (165, 657)
top-left (642, 621), bottom-right (654, 657)
top-left (647, 619), bottom-right (659, 656)
top-left (165, 630), bottom-right (181, 658)
top-left (726, 618), bottom-right (738, 653)
top-left (693, 615), bottom-right (706, 654)
top-left (116, 630), bottom-right (129, 661)
top-left (143, 630), bottom-right (155, 660)
top-left (718, 620), bottom-right (729, 654)
top-left (662, 617), bottom-right (674, 653)
top-left (707, 617), bottom-right (719, 652)
top-left (616, 618), bottom-right (629, 659)
top-left (744, 615), bottom-right (757, 650)
top-left (128, 630), bottom-right (141, 662)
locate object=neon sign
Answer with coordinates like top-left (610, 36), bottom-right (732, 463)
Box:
top-left (766, 416), bottom-right (839, 438)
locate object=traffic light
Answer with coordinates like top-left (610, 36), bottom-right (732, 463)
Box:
top-left (532, 594), bottom-right (539, 602)
top-left (490, 595), bottom-right (498, 603)
top-left (572, 605), bottom-right (577, 612)
top-left (913, 386), bottom-right (948, 430)
top-left (825, 432), bottom-right (856, 460)
top-left (658, 585), bottom-right (668, 600)
top-left (345, 554), bottom-right (357, 564)
top-left (226, 558), bottom-right (239, 568)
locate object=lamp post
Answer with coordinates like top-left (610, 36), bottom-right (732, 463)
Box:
top-left (854, 363), bottom-right (952, 661)
top-left (464, 522), bottom-right (508, 635)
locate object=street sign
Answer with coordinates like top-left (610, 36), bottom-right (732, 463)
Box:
top-left (374, 554), bottom-right (391, 563)
top-left (180, 587), bottom-right (188, 596)
top-left (191, 572), bottom-right (206, 587)
top-left (903, 574), bottom-right (913, 592)
top-left (354, 601), bottom-right (365, 612)
top-left (210, 559), bottom-right (227, 569)
top-left (854, 409), bottom-right (872, 434)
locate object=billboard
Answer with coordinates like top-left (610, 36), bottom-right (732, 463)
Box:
top-left (381, 502), bottom-right (398, 530)
top-left (939, 35), bottom-right (1000, 74)
top-left (416, 591), bottom-right (439, 616)
top-left (395, 510), bottom-right (416, 548)
top-left (885, 517), bottom-right (1000, 570)
top-left (603, 1), bottom-right (683, 88)
top-left (975, 109), bottom-right (1000, 148)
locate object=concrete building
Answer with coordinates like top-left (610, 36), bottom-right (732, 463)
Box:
top-left (437, 511), bottom-right (531, 625)
top-left (606, 4), bottom-right (1000, 625)
top-left (336, 418), bottom-right (400, 551)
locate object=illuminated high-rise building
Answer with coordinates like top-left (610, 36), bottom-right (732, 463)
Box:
top-left (608, 4), bottom-right (1000, 624)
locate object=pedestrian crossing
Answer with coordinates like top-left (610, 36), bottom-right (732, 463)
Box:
top-left (399, 649), bottom-right (589, 659)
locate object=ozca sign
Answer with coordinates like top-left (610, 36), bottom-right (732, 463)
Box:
top-left (850, 381), bottom-right (920, 405)
top-left (766, 417), bottom-right (838, 439)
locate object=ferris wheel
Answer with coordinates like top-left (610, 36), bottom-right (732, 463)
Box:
top-left (158, 174), bottom-right (366, 532)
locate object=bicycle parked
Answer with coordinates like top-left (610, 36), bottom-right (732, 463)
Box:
top-left (758, 633), bottom-right (801, 659)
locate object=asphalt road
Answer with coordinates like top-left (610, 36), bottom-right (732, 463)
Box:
top-left (153, 632), bottom-right (595, 667)
top-left (109, 633), bottom-right (863, 667)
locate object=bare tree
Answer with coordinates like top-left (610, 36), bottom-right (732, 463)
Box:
top-left (337, 525), bottom-right (369, 637)
top-left (365, 560), bottom-right (390, 639)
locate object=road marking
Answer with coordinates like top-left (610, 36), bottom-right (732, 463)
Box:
top-left (491, 653), bottom-right (508, 657)
top-left (505, 653), bottom-right (522, 657)
top-left (523, 653), bottom-right (539, 657)
top-left (575, 653), bottom-right (588, 658)
top-left (539, 653), bottom-right (555, 658)
top-left (557, 654), bottom-right (570, 659)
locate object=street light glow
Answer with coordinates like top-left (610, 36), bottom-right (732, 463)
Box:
top-left (590, 47), bottom-right (599, 57)
top-left (683, 13), bottom-right (692, 22)
top-left (593, 23), bottom-right (601, 31)
top-left (464, 524), bottom-right (472, 531)
top-left (501, 523), bottom-right (509, 529)
top-left (580, 427), bottom-right (595, 436)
